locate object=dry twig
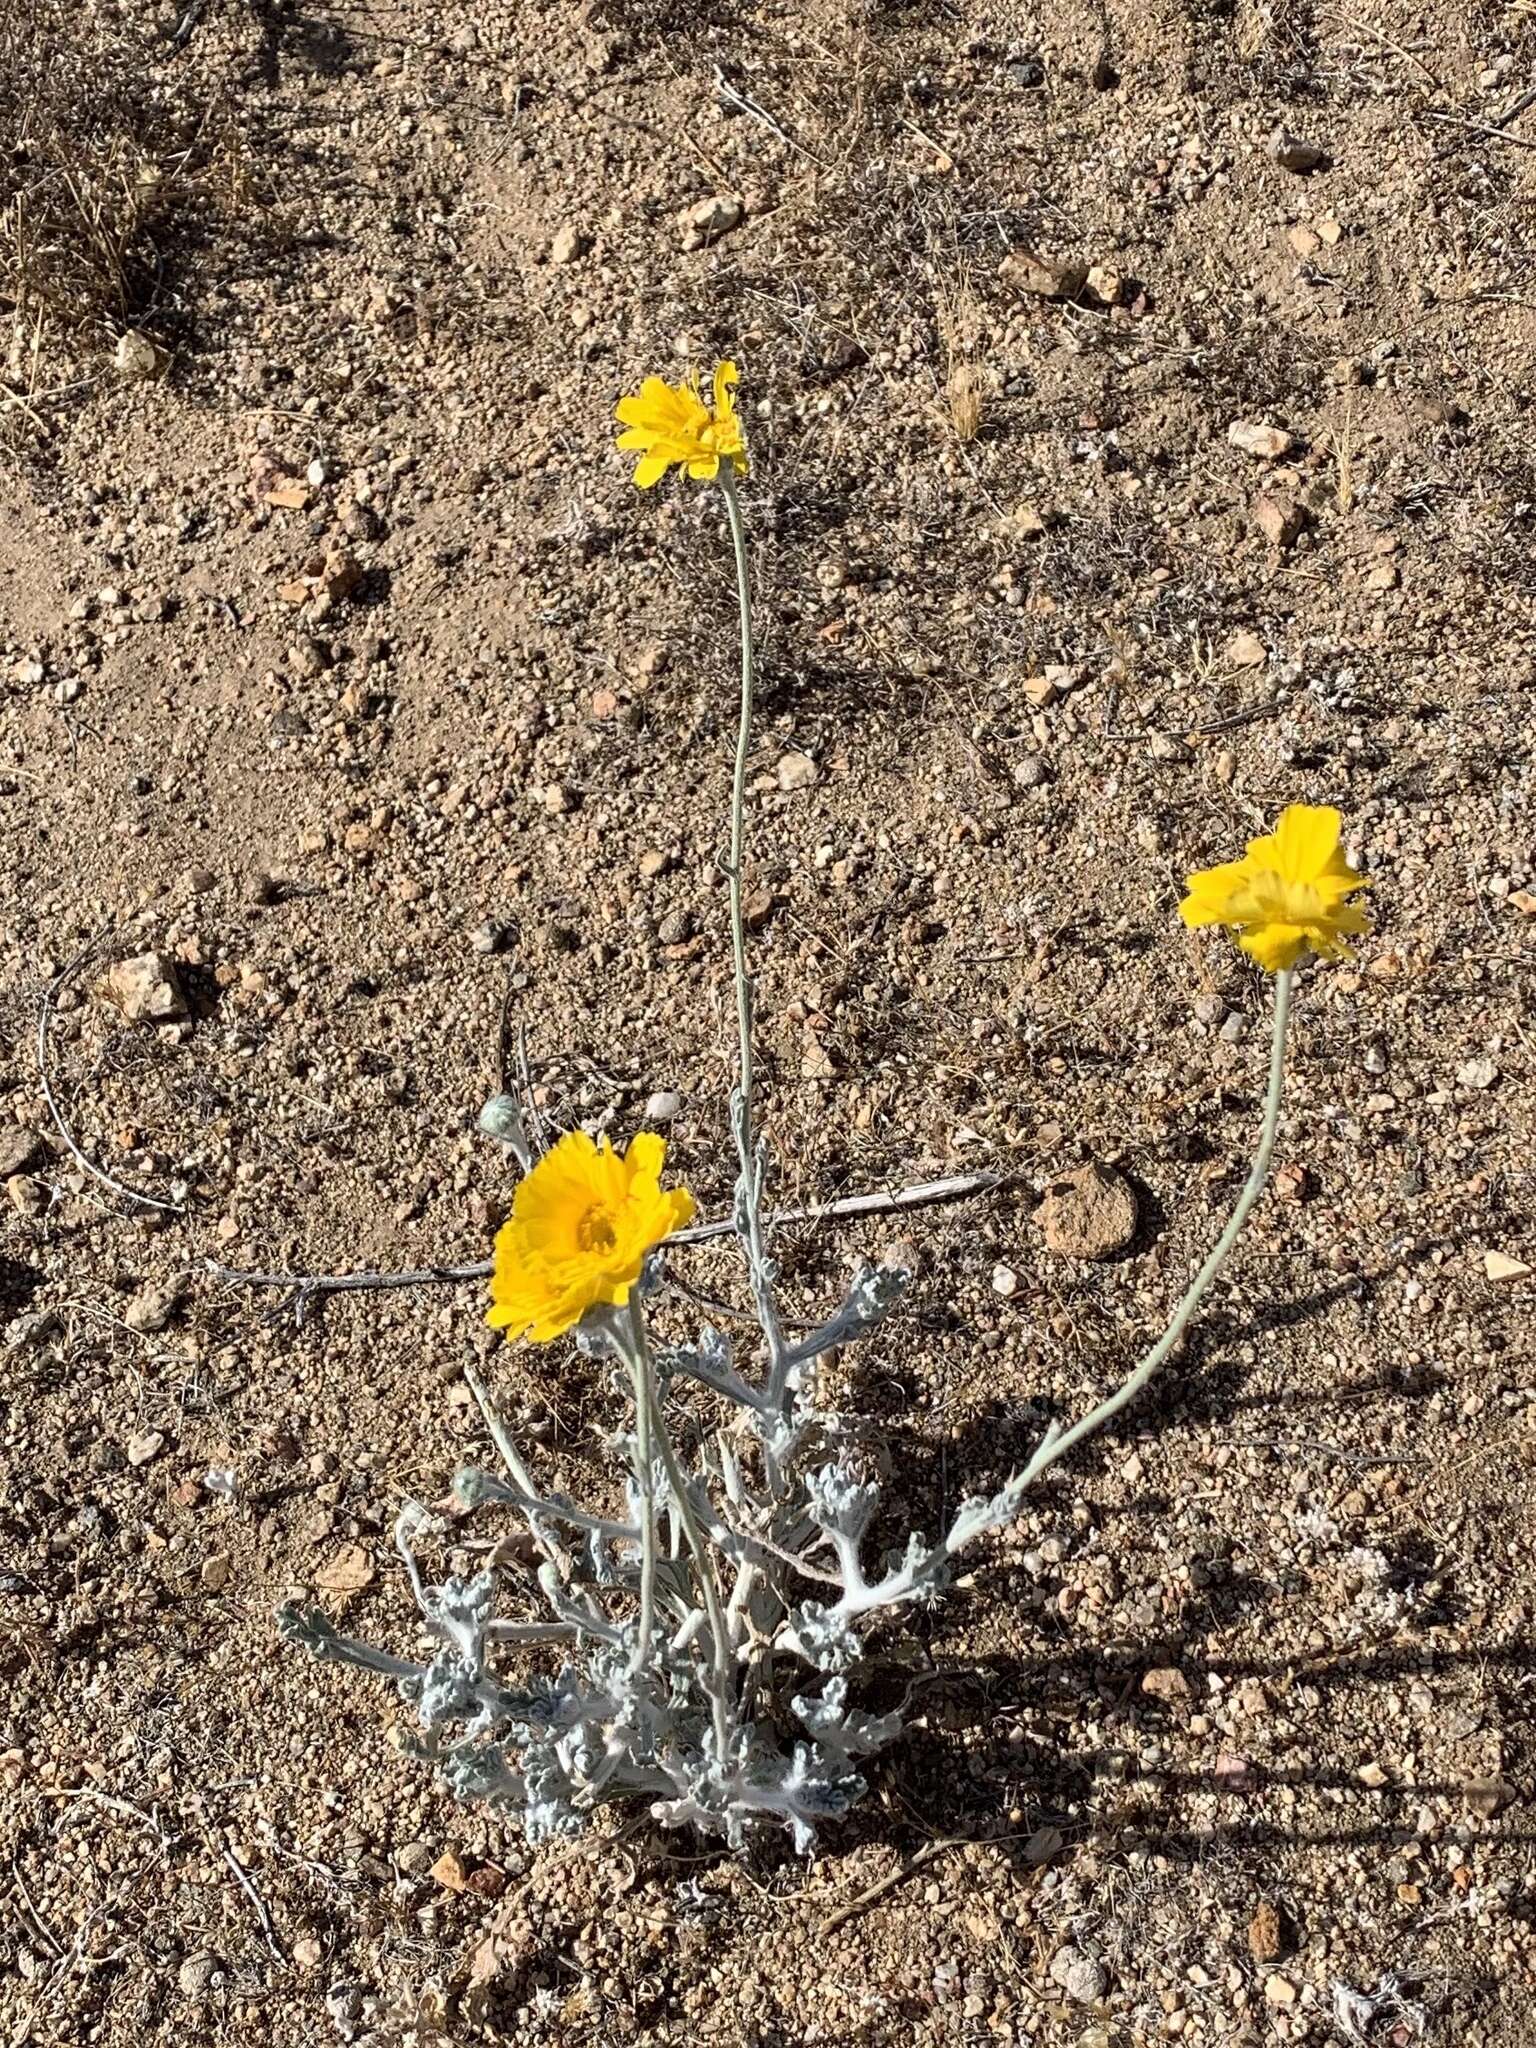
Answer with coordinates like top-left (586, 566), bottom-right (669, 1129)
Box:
top-left (817, 1834), bottom-right (971, 1935)
top-left (216, 1837), bottom-right (286, 1963)
top-left (206, 1170), bottom-right (1009, 1320)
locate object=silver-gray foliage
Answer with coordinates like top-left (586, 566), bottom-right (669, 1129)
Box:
top-left (278, 1090), bottom-right (1098, 1854)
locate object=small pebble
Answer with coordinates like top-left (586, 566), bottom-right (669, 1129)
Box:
top-left (177, 1951), bottom-right (220, 1999)
top-left (679, 193), bottom-right (743, 247)
top-left (124, 1279), bottom-right (185, 1333)
top-left (1049, 1945), bottom-right (1107, 2004)
top-left (6, 1174), bottom-right (46, 1217)
top-left (114, 328), bottom-right (158, 379)
top-left (1141, 1665), bottom-right (1191, 1702)
top-left (0, 1127), bottom-right (45, 1178)
top-left (1038, 1160), bottom-right (1139, 1260)
top-left (644, 1091), bottom-right (683, 1123)
top-left (1268, 127), bottom-right (1329, 173)
top-left (1148, 732), bottom-right (1192, 763)
top-left (101, 952), bottom-right (188, 1024)
top-left (1227, 420), bottom-right (1296, 460)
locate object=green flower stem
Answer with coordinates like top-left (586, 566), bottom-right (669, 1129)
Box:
top-left (624, 1337), bottom-right (659, 1683)
top-left (716, 469), bottom-right (785, 1358)
top-left (625, 1297), bottom-right (736, 1753)
top-left (717, 469), bottom-right (756, 1153)
top-left (1036, 967), bottom-right (1293, 1473)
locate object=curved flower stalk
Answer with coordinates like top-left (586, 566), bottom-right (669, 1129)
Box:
top-left (278, 362), bottom-right (1374, 1853)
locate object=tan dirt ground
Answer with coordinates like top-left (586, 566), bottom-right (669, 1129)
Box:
top-left (2, 2), bottom-right (1535, 2043)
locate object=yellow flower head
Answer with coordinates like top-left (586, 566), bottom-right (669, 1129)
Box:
top-left (487, 1130), bottom-right (696, 1344)
top-left (1180, 803), bottom-right (1371, 973)
top-left (615, 361), bottom-right (748, 488)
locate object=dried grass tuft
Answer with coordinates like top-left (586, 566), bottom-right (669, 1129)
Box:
top-left (0, 0), bottom-right (249, 372)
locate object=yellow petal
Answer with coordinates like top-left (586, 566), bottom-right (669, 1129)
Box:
top-left (1239, 922), bottom-right (1310, 971)
top-left (624, 1130), bottom-right (667, 1187)
top-left (593, 1134), bottom-right (628, 1206)
top-left (1265, 804), bottom-right (1341, 883)
top-left (615, 395), bottom-right (666, 433)
top-left (632, 451), bottom-right (671, 488)
top-left (617, 376), bottom-right (684, 421)
top-left (1179, 857), bottom-right (1255, 927)
top-left (1178, 895), bottom-right (1223, 930)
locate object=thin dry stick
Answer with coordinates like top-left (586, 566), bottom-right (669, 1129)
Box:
top-left (206, 1168), bottom-right (1008, 1310)
top-left (662, 1262), bottom-right (820, 1332)
top-left (1426, 113), bottom-right (1536, 153)
top-left (817, 1834), bottom-right (970, 1935)
top-left (39, 1784), bottom-right (177, 1846)
top-left (1430, 84), bottom-right (1536, 158)
top-left (816, 1819), bottom-right (1045, 1934)
top-left (36, 926), bottom-right (185, 1215)
top-left (1100, 698), bottom-right (1281, 742)
top-left (216, 1837), bottom-right (286, 1963)
top-left (0, 384), bottom-right (49, 432)
top-left (1336, 13), bottom-right (1441, 90)
top-left (711, 64), bottom-right (826, 167)
top-left (8, 1857), bottom-right (64, 1960)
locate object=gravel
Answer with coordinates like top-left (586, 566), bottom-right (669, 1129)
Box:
top-left (2, 5), bottom-right (1533, 2046)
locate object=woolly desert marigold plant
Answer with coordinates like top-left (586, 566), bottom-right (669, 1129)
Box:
top-left (615, 361), bottom-right (748, 487)
top-left (1180, 802), bottom-right (1370, 972)
top-left (274, 360), bottom-right (1394, 1862)
top-left (487, 1130), bottom-right (695, 1343)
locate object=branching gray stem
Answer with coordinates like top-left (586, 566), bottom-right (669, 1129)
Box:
top-left (622, 1298), bottom-right (737, 1755)
top-left (623, 1301), bottom-right (660, 1680)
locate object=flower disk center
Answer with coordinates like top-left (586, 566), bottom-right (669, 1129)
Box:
top-left (576, 1204), bottom-right (619, 1255)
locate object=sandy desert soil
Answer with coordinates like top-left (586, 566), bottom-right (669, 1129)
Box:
top-left (2, 1), bottom-right (1535, 2043)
